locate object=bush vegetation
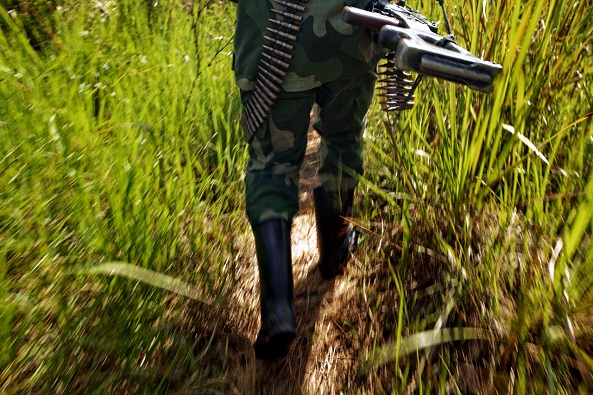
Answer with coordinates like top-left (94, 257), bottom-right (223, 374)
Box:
top-left (1, 0), bottom-right (591, 393)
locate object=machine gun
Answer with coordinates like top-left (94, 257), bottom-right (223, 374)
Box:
top-left (342, 0), bottom-right (502, 111)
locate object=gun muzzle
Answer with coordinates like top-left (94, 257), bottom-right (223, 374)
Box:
top-left (379, 25), bottom-right (502, 93)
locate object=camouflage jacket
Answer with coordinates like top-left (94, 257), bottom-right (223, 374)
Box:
top-left (234, 0), bottom-right (382, 92)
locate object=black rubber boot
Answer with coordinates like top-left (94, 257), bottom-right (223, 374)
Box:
top-left (252, 219), bottom-right (296, 360)
top-left (314, 186), bottom-right (358, 279)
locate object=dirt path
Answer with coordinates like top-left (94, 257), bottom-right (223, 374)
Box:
top-left (229, 127), bottom-right (361, 394)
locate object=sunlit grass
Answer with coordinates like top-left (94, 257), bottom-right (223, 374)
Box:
top-left (359, 0), bottom-right (593, 392)
top-left (1, 0), bottom-right (592, 393)
top-left (1, 0), bottom-right (246, 392)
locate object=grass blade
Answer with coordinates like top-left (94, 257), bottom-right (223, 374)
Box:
top-left (83, 262), bottom-right (216, 306)
top-left (362, 327), bottom-right (490, 373)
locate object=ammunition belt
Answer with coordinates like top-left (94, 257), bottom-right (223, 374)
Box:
top-left (241, 0), bottom-right (307, 143)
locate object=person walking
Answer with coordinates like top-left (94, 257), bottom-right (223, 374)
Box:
top-left (233, 0), bottom-right (383, 360)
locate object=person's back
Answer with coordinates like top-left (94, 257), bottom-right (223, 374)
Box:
top-left (234, 0), bottom-right (380, 92)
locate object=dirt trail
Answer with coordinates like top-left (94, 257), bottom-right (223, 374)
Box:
top-left (230, 128), bottom-right (361, 394)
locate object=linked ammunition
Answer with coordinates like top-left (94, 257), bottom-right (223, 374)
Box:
top-left (244, 112), bottom-right (257, 133)
top-left (263, 45), bottom-right (292, 60)
top-left (269, 18), bottom-right (300, 32)
top-left (250, 98), bottom-right (268, 119)
top-left (253, 87), bottom-right (276, 114)
top-left (263, 36), bottom-right (294, 51)
top-left (258, 65), bottom-right (285, 85)
top-left (266, 27), bottom-right (298, 42)
top-left (271, 8), bottom-right (303, 22)
top-left (257, 78), bottom-right (281, 98)
top-left (247, 98), bottom-right (267, 125)
top-left (241, 110), bottom-right (257, 138)
top-left (262, 52), bottom-right (290, 70)
top-left (241, 109), bottom-right (257, 134)
top-left (256, 71), bottom-right (283, 91)
top-left (380, 83), bottom-right (413, 92)
top-left (382, 99), bottom-right (415, 106)
top-left (379, 92), bottom-right (415, 99)
top-left (241, 0), bottom-right (306, 143)
top-left (240, 119), bottom-right (250, 139)
top-left (273, 0), bottom-right (306, 13)
top-left (261, 59), bottom-right (288, 77)
top-left (385, 103), bottom-right (415, 110)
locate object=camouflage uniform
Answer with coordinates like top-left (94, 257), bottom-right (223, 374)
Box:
top-left (234, 0), bottom-right (383, 359)
top-left (234, 0), bottom-right (383, 226)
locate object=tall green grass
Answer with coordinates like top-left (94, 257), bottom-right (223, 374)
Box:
top-left (1, 0), bottom-right (592, 393)
top-left (360, 0), bottom-right (593, 392)
top-left (1, 1), bottom-right (246, 392)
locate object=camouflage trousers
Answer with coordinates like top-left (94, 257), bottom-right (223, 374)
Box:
top-left (242, 70), bottom-right (377, 227)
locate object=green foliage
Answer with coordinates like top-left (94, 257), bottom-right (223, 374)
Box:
top-left (1, 0), bottom-right (592, 393)
top-left (1, 0), bottom-right (245, 392)
top-left (0, 0), bottom-right (63, 50)
top-left (359, 0), bottom-right (593, 392)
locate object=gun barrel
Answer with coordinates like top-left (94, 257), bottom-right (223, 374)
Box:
top-left (379, 25), bottom-right (502, 93)
top-left (419, 56), bottom-right (494, 92)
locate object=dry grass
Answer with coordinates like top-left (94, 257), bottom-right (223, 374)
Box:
top-left (200, 127), bottom-right (466, 394)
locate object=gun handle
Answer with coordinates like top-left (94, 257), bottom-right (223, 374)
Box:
top-left (341, 6), bottom-right (401, 31)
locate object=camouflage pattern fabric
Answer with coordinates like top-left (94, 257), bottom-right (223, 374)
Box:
top-left (234, 0), bottom-right (382, 92)
top-left (242, 71), bottom-right (376, 226)
top-left (234, 0), bottom-right (383, 226)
